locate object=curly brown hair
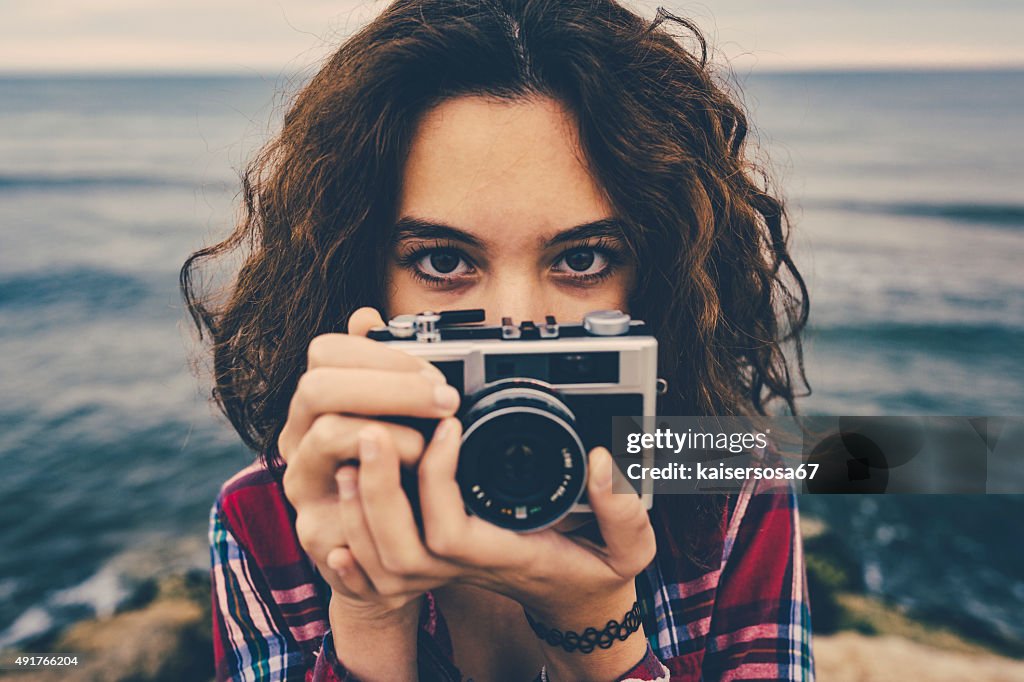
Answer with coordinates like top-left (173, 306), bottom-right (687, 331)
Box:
top-left (180, 0), bottom-right (810, 488)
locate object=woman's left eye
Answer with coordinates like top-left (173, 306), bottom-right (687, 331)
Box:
top-left (553, 248), bottom-right (610, 277)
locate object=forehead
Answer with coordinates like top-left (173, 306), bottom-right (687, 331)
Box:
top-left (397, 95), bottom-right (613, 240)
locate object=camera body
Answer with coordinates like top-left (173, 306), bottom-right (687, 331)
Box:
top-left (368, 310), bottom-right (657, 532)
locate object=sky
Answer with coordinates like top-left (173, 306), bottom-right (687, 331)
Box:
top-left (2, 0), bottom-right (1023, 74)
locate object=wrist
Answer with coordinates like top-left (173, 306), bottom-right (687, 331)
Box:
top-left (329, 590), bottom-right (422, 632)
top-left (328, 592), bottom-right (421, 682)
top-left (522, 580), bottom-right (636, 628)
top-left (523, 583), bottom-right (648, 682)
top-left (526, 600), bottom-right (642, 654)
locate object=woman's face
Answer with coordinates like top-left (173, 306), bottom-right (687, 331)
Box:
top-left (386, 95), bottom-right (635, 325)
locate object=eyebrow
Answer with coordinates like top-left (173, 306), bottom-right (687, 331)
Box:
top-left (391, 216), bottom-right (628, 249)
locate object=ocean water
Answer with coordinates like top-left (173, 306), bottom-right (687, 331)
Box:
top-left (0, 72), bottom-right (1022, 650)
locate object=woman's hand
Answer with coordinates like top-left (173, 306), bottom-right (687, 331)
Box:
top-left (414, 418), bottom-right (656, 680)
top-left (416, 417), bottom-right (657, 618)
top-left (277, 307), bottom-right (463, 621)
top-left (278, 306), bottom-right (656, 679)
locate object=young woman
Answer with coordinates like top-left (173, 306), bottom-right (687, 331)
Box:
top-left (181, 1), bottom-right (813, 680)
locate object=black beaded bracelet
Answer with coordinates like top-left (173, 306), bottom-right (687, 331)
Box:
top-left (523, 601), bottom-right (642, 654)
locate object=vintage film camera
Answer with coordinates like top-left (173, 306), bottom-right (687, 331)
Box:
top-left (368, 309), bottom-right (657, 532)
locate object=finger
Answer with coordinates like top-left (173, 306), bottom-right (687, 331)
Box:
top-left (336, 466), bottom-right (391, 591)
top-left (298, 367), bottom-right (456, 419)
top-left (358, 426), bottom-right (453, 578)
top-left (282, 367), bottom-right (459, 461)
top-left (347, 307), bottom-right (386, 337)
top-left (418, 418), bottom-right (475, 560)
top-left (585, 447), bottom-right (656, 576)
top-left (293, 499), bottom-right (348, 572)
top-left (278, 360), bottom-right (442, 456)
top-left (307, 333), bottom-right (440, 375)
top-left (325, 546), bottom-right (375, 596)
top-left (284, 414), bottom-right (427, 502)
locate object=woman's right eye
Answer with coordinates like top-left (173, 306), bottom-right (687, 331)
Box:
top-left (412, 248), bottom-right (474, 281)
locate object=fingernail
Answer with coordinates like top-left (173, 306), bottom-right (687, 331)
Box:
top-left (434, 384), bottom-right (460, 411)
top-left (421, 365), bottom-right (447, 384)
top-left (600, 450), bottom-right (614, 488)
top-left (433, 418), bottom-right (453, 442)
top-left (336, 469), bottom-right (357, 500)
top-left (359, 429), bottom-right (379, 462)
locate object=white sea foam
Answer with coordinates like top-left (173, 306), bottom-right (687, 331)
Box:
top-left (0, 606), bottom-right (53, 650)
top-left (0, 533), bottom-right (210, 650)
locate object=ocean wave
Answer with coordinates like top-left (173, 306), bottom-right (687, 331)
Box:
top-left (0, 606), bottom-right (53, 650)
top-left (0, 173), bottom-right (222, 191)
top-left (0, 561), bottom-right (131, 650)
top-left (807, 199), bottom-right (1024, 228)
top-left (0, 267), bottom-right (154, 311)
top-left (0, 534), bottom-right (208, 649)
top-left (808, 322), bottom-right (1024, 356)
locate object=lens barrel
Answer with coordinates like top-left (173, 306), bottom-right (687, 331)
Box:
top-left (457, 379), bottom-right (587, 532)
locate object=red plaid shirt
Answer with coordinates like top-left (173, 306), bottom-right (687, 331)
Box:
top-left (210, 461), bottom-right (813, 681)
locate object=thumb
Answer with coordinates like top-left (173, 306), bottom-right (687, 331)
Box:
top-left (347, 307), bottom-right (386, 337)
top-left (586, 447), bottom-right (656, 578)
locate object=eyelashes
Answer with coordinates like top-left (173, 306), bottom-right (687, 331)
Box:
top-left (394, 238), bottom-right (627, 288)
top-left (394, 240), bottom-right (474, 287)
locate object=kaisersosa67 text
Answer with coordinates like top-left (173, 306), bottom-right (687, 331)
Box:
top-left (625, 462), bottom-right (820, 481)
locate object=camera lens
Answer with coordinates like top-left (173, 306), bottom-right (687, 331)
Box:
top-left (492, 441), bottom-right (541, 498)
top-left (458, 379), bottom-right (587, 532)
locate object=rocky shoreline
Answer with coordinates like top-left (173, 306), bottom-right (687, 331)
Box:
top-left (0, 571), bottom-right (213, 682)
top-left (3, 518), bottom-right (1023, 681)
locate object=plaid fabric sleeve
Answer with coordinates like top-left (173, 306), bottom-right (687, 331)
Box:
top-left (700, 478), bottom-right (815, 681)
top-left (210, 468), bottom-right (461, 682)
top-left (530, 643), bottom-right (670, 682)
top-left (210, 497), bottom-right (330, 681)
top-left (310, 631), bottom-right (359, 682)
top-left (614, 643), bottom-right (672, 680)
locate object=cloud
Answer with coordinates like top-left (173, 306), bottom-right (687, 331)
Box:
top-left (0, 0), bottom-right (388, 73)
top-left (2, 0), bottom-right (1022, 73)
